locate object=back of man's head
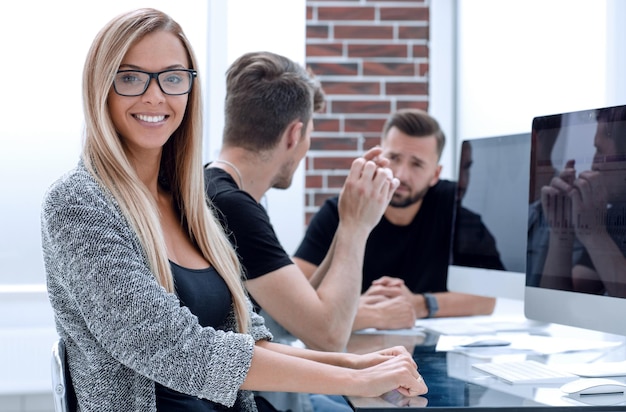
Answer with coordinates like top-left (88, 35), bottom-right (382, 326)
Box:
top-left (223, 51), bottom-right (325, 152)
top-left (382, 109), bottom-right (446, 159)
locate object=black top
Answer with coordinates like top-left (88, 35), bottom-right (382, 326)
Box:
top-left (155, 263), bottom-right (239, 411)
top-left (294, 180), bottom-right (457, 294)
top-left (204, 167), bottom-right (293, 281)
top-left (170, 261), bottom-right (232, 328)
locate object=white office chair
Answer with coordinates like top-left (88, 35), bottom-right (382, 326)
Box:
top-left (51, 339), bottom-right (76, 412)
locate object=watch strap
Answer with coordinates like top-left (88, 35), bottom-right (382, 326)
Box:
top-left (422, 292), bottom-right (438, 318)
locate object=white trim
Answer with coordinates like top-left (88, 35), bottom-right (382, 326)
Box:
top-left (429, 0), bottom-right (457, 180)
top-left (0, 284), bottom-right (46, 294)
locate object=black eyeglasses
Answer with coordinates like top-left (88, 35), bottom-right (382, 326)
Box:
top-left (113, 69), bottom-right (197, 97)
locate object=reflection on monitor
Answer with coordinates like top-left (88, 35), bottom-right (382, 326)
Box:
top-left (447, 133), bottom-right (531, 301)
top-left (525, 104), bottom-right (626, 336)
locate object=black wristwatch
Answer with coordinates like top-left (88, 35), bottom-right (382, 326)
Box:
top-left (422, 293), bottom-right (438, 318)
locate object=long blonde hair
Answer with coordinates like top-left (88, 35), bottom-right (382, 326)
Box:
top-left (81, 8), bottom-right (249, 332)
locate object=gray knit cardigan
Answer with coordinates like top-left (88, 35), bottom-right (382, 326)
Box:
top-left (41, 162), bottom-right (273, 411)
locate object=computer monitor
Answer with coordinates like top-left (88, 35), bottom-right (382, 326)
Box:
top-left (447, 133), bottom-right (531, 301)
top-left (525, 104), bottom-right (626, 336)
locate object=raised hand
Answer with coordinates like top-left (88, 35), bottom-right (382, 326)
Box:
top-left (337, 148), bottom-right (400, 232)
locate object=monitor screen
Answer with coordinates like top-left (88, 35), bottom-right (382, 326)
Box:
top-left (447, 133), bottom-right (531, 300)
top-left (525, 104), bottom-right (626, 336)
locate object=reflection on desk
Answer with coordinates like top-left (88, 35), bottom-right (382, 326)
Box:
top-left (345, 317), bottom-right (626, 410)
top-left (348, 341), bottom-right (626, 410)
top-left (347, 331), bottom-right (426, 355)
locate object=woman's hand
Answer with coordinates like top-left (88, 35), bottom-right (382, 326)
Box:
top-left (349, 350), bottom-right (427, 398)
top-left (348, 345), bottom-right (416, 370)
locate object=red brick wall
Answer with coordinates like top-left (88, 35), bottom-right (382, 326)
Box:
top-left (305, 0), bottom-right (431, 224)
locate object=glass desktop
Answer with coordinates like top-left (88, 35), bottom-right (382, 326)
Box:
top-left (346, 326), bottom-right (626, 411)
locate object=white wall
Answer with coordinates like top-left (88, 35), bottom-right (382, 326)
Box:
top-left (0, 1), bottom-right (208, 286)
top-left (456, 0), bottom-right (616, 142)
top-left (431, 0), bottom-right (625, 302)
top-left (432, 0), bottom-right (626, 178)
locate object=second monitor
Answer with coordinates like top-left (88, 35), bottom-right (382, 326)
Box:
top-left (525, 103), bottom-right (626, 337)
top-left (447, 133), bottom-right (531, 301)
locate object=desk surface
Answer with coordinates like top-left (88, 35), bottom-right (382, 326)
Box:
top-left (346, 299), bottom-right (626, 411)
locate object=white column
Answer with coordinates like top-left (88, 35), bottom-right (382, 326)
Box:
top-left (430, 0), bottom-right (458, 180)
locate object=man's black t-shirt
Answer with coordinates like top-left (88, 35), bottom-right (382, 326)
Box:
top-left (294, 180), bottom-right (457, 294)
top-left (203, 167), bottom-right (293, 281)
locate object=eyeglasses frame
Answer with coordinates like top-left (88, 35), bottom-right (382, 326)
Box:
top-left (113, 69), bottom-right (198, 97)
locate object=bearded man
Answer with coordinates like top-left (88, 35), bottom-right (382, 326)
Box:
top-left (294, 109), bottom-right (496, 331)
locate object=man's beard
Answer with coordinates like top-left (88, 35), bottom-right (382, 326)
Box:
top-left (389, 185), bottom-right (430, 208)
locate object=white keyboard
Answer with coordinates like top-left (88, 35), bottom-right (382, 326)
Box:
top-left (472, 360), bottom-right (579, 384)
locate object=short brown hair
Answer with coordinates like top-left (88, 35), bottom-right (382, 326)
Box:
top-left (223, 51), bottom-right (325, 152)
top-left (382, 109), bottom-right (446, 159)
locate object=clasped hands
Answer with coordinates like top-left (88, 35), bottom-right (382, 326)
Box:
top-left (361, 276), bottom-right (422, 330)
top-left (348, 345), bottom-right (428, 398)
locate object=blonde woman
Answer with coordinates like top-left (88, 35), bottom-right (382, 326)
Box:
top-left (41, 8), bottom-right (427, 412)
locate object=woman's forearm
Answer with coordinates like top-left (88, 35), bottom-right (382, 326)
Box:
top-left (241, 343), bottom-right (426, 398)
top-left (255, 340), bottom-right (356, 368)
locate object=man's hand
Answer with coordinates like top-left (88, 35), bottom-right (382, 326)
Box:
top-left (366, 276), bottom-right (413, 301)
top-left (358, 294), bottom-right (416, 330)
top-left (338, 148), bottom-right (400, 233)
top-left (362, 146), bottom-right (391, 168)
top-left (365, 277), bottom-right (428, 319)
